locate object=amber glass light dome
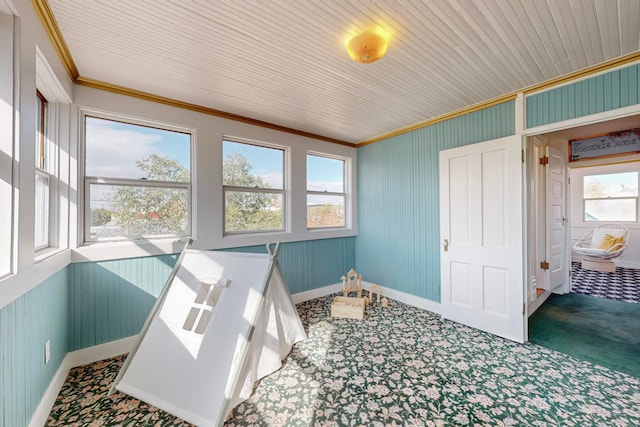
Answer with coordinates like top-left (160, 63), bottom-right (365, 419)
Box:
top-left (347, 32), bottom-right (388, 64)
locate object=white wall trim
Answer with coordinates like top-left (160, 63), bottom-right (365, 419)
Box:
top-left (28, 283), bottom-right (440, 426)
top-left (362, 281), bottom-right (441, 314)
top-left (28, 336), bottom-right (138, 427)
top-left (65, 336), bottom-right (138, 368)
top-left (291, 282), bottom-right (343, 304)
top-left (527, 289), bottom-right (552, 317)
top-left (28, 355), bottom-right (73, 427)
top-left (523, 104), bottom-right (640, 137)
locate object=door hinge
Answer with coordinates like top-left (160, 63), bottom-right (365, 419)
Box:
top-left (523, 303), bottom-right (526, 316)
top-left (539, 156), bottom-right (549, 165)
top-left (540, 261), bottom-right (549, 270)
top-left (521, 150), bottom-right (524, 163)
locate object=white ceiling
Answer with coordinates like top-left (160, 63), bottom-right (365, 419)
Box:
top-left (46, 0), bottom-right (640, 144)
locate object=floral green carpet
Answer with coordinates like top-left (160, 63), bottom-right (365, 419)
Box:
top-left (48, 295), bottom-right (640, 426)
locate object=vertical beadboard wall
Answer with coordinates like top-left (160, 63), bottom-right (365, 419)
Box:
top-left (526, 63), bottom-right (640, 128)
top-left (0, 268), bottom-right (68, 427)
top-left (67, 237), bottom-right (355, 351)
top-left (222, 238), bottom-right (356, 294)
top-left (356, 101), bottom-right (515, 301)
top-left (68, 254), bottom-right (178, 351)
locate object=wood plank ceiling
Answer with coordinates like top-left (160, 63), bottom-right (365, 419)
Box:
top-left (46, 0), bottom-right (640, 144)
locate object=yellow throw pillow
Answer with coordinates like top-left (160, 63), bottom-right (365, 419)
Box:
top-left (598, 234), bottom-right (624, 251)
top-left (611, 235), bottom-right (625, 251)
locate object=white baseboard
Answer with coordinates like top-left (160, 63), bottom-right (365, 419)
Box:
top-left (28, 336), bottom-right (138, 427)
top-left (29, 284), bottom-right (439, 426)
top-left (28, 356), bottom-right (73, 427)
top-left (361, 281), bottom-right (441, 314)
top-left (291, 283), bottom-right (342, 304)
top-left (65, 336), bottom-right (138, 368)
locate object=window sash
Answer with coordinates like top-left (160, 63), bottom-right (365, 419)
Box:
top-left (35, 169), bottom-right (50, 249)
top-left (583, 197), bottom-right (638, 222)
top-left (222, 139), bottom-right (285, 190)
top-left (223, 187), bottom-right (285, 234)
top-left (306, 191), bottom-right (346, 229)
top-left (85, 177), bottom-right (191, 242)
top-left (36, 90), bottom-right (47, 170)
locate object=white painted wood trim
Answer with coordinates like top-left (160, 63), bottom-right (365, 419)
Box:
top-left (65, 336), bottom-right (138, 368)
top-left (29, 284), bottom-right (440, 426)
top-left (28, 336), bottom-right (139, 427)
top-left (523, 104), bottom-right (640, 136)
top-left (291, 283), bottom-right (343, 304)
top-left (362, 281), bottom-right (441, 315)
top-left (527, 289), bottom-right (552, 317)
top-left (515, 93), bottom-right (525, 134)
top-left (28, 356), bottom-right (73, 427)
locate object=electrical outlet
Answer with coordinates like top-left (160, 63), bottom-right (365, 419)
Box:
top-left (44, 340), bottom-right (50, 364)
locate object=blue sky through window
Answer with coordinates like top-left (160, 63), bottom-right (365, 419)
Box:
top-left (85, 117), bottom-right (190, 180)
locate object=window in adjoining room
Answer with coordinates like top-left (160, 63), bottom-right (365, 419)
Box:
top-left (35, 90), bottom-right (51, 249)
top-left (583, 171), bottom-right (638, 222)
top-left (306, 153), bottom-right (346, 229)
top-left (222, 139), bottom-right (285, 234)
top-left (84, 116), bottom-right (191, 242)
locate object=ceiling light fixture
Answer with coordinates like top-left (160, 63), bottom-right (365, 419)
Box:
top-left (346, 32), bottom-right (388, 64)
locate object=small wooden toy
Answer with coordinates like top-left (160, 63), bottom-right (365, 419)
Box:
top-left (331, 296), bottom-right (365, 319)
top-left (368, 284), bottom-right (381, 304)
top-left (381, 297), bottom-right (389, 308)
top-left (341, 269), bottom-right (363, 298)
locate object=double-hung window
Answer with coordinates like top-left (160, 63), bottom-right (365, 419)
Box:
top-left (84, 115), bottom-right (192, 241)
top-left (583, 171), bottom-right (638, 222)
top-left (306, 153), bottom-right (346, 228)
top-left (35, 90), bottom-right (51, 249)
top-left (222, 139), bottom-right (285, 233)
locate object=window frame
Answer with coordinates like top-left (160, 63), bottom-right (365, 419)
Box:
top-left (222, 137), bottom-right (287, 235)
top-left (82, 113), bottom-right (193, 243)
top-left (34, 90), bottom-right (53, 251)
top-left (306, 152), bottom-right (347, 230)
top-left (582, 171), bottom-right (639, 223)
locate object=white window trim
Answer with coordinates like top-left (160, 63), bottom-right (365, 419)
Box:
top-left (222, 137), bottom-right (287, 235)
top-left (80, 110), bottom-right (194, 244)
top-left (34, 168), bottom-right (51, 250)
top-left (34, 46), bottom-right (68, 258)
top-left (571, 161), bottom-right (640, 227)
top-left (306, 151), bottom-right (348, 230)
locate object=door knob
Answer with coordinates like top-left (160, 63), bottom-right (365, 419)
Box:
top-left (443, 239), bottom-right (449, 252)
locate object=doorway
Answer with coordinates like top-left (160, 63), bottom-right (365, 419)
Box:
top-left (527, 114), bottom-right (640, 314)
top-left (526, 115), bottom-right (640, 376)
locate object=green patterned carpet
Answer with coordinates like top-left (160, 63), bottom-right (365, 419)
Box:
top-left (48, 295), bottom-right (640, 426)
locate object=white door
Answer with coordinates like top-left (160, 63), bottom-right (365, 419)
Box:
top-left (546, 145), bottom-right (569, 293)
top-left (440, 135), bottom-right (525, 343)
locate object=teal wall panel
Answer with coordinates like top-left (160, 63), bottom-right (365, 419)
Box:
top-left (356, 101), bottom-right (515, 301)
top-left (222, 238), bottom-right (355, 295)
top-left (526, 63), bottom-right (640, 128)
top-left (68, 238), bottom-right (355, 351)
top-left (68, 254), bottom-right (178, 351)
top-left (0, 268), bottom-right (68, 427)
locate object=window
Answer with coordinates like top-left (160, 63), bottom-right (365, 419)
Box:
top-left (583, 172), bottom-right (638, 222)
top-left (307, 154), bottom-right (345, 228)
top-left (222, 139), bottom-right (284, 233)
top-left (35, 91), bottom-right (51, 249)
top-left (84, 116), bottom-right (191, 241)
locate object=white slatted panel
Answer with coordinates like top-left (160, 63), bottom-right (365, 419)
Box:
top-left (48, 0), bottom-right (640, 143)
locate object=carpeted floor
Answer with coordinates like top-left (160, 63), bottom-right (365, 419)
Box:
top-left (48, 295), bottom-right (640, 426)
top-left (571, 261), bottom-right (640, 303)
top-left (528, 292), bottom-right (640, 379)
